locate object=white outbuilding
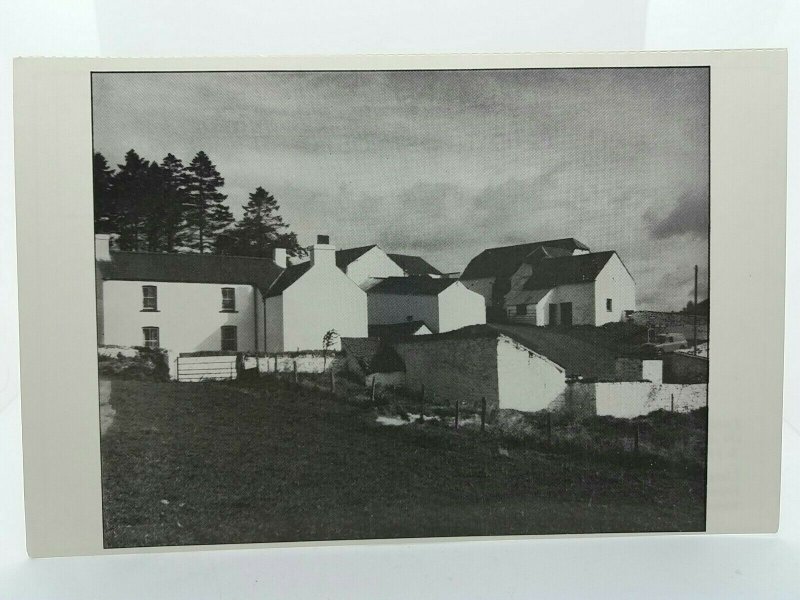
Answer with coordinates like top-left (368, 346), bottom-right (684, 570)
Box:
top-left (366, 276), bottom-right (485, 333)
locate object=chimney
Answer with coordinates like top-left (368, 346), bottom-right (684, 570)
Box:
top-left (95, 234), bottom-right (112, 261)
top-left (272, 247), bottom-right (287, 269)
top-left (309, 234), bottom-right (335, 267)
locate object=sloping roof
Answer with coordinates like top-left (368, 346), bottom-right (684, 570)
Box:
top-left (368, 320), bottom-right (431, 338)
top-left (335, 245), bottom-right (376, 270)
top-left (460, 238), bottom-right (590, 280)
top-left (505, 287), bottom-right (553, 307)
top-left (98, 251), bottom-right (284, 294)
top-left (522, 251), bottom-right (616, 290)
top-left (265, 261), bottom-right (312, 297)
top-left (387, 253), bottom-right (443, 276)
top-left (368, 276), bottom-right (457, 296)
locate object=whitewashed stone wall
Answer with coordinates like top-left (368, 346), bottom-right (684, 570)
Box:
top-left (569, 382), bottom-right (708, 418)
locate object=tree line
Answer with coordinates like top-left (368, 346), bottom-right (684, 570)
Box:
top-left (93, 149), bottom-right (304, 258)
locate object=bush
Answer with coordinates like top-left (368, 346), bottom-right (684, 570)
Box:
top-left (98, 347), bottom-right (169, 381)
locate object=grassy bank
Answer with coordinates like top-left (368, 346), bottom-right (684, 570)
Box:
top-left (101, 377), bottom-right (706, 548)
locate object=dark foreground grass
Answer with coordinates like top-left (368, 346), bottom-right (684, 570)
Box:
top-left (101, 378), bottom-right (706, 548)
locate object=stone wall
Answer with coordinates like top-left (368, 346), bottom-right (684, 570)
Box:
top-left (242, 352), bottom-right (344, 374)
top-left (614, 358), bottom-right (663, 383)
top-left (627, 310), bottom-right (708, 343)
top-left (562, 381), bottom-right (708, 418)
top-left (395, 335), bottom-right (499, 414)
top-left (663, 352), bottom-right (709, 384)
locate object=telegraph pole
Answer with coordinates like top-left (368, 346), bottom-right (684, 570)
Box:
top-left (693, 264), bottom-right (698, 355)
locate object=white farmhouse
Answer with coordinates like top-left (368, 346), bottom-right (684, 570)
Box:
top-left (335, 245), bottom-right (404, 288)
top-left (460, 238), bottom-right (590, 312)
top-left (264, 237), bottom-right (368, 351)
top-left (460, 238), bottom-right (635, 325)
top-left (95, 234), bottom-right (367, 354)
top-left (366, 277), bottom-right (485, 333)
top-left (335, 244), bottom-right (444, 288)
top-left (504, 250), bottom-right (635, 326)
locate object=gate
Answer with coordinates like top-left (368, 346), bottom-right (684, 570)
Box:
top-left (176, 353), bottom-right (240, 382)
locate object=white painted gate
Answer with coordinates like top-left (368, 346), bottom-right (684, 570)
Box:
top-left (176, 353), bottom-right (239, 382)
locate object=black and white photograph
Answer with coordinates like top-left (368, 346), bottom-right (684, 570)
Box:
top-left (91, 68), bottom-right (710, 548)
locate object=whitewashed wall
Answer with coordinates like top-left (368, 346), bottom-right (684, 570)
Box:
top-left (436, 283), bottom-right (486, 332)
top-left (496, 336), bottom-right (567, 412)
top-left (543, 282), bottom-right (595, 325)
top-left (459, 277), bottom-right (494, 307)
top-left (102, 280), bottom-right (258, 352)
top-left (593, 253), bottom-right (636, 325)
top-left (279, 261), bottom-right (368, 351)
top-left (368, 293), bottom-right (440, 330)
top-left (345, 246), bottom-right (404, 288)
top-left (593, 382), bottom-right (707, 418)
top-left (263, 294), bottom-right (285, 353)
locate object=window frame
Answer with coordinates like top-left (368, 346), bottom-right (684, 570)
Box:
top-left (221, 325), bottom-right (238, 352)
top-left (606, 298), bottom-right (613, 312)
top-left (142, 326), bottom-right (160, 349)
top-left (221, 287), bottom-right (237, 312)
top-left (142, 285), bottom-right (158, 311)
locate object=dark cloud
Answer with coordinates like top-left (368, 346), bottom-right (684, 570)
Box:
top-left (648, 188), bottom-right (709, 240)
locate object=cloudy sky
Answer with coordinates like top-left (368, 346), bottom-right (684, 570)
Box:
top-left (92, 68), bottom-right (708, 310)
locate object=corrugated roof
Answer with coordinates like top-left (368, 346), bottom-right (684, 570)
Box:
top-left (460, 238), bottom-right (590, 280)
top-left (387, 253), bottom-right (443, 276)
top-left (522, 251), bottom-right (615, 290)
top-left (265, 261), bottom-right (312, 297)
top-left (98, 251), bottom-right (284, 294)
top-left (368, 276), bottom-right (457, 296)
top-left (335, 245), bottom-right (376, 269)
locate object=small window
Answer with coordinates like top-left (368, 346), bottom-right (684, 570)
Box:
top-left (142, 285), bottom-right (158, 311)
top-left (516, 304), bottom-right (528, 316)
top-left (221, 287), bottom-right (236, 311)
top-left (606, 298), bottom-right (613, 312)
top-left (221, 326), bottom-right (238, 352)
top-left (142, 327), bottom-right (160, 349)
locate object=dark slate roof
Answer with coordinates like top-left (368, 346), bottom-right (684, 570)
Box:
top-left (264, 261), bottom-right (312, 297)
top-left (522, 251), bottom-right (616, 290)
top-left (387, 253), bottom-right (443, 276)
top-left (97, 251), bottom-right (284, 294)
top-left (368, 320), bottom-right (430, 338)
top-left (368, 276), bottom-right (457, 296)
top-left (460, 238), bottom-right (590, 280)
top-left (335, 245), bottom-right (376, 270)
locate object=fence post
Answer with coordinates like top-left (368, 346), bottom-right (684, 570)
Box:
top-left (293, 361), bottom-right (298, 385)
top-left (671, 394), bottom-right (674, 413)
top-left (634, 424), bottom-right (640, 453)
top-left (274, 354), bottom-right (278, 373)
top-left (420, 384), bottom-right (425, 418)
top-left (330, 369), bottom-right (336, 394)
top-left (546, 411), bottom-right (553, 447)
top-left (371, 377), bottom-right (376, 402)
top-left (480, 396), bottom-right (486, 433)
top-left (455, 399), bottom-right (460, 430)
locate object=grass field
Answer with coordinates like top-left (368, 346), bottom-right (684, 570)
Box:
top-left (100, 376), bottom-right (706, 548)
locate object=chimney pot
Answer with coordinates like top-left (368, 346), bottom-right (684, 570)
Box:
top-left (317, 234), bottom-right (330, 245)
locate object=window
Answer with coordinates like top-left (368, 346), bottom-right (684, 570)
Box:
top-left (142, 327), bottom-right (160, 349)
top-left (142, 285), bottom-right (158, 311)
top-left (221, 326), bottom-right (238, 352)
top-left (221, 287), bottom-right (236, 311)
top-left (516, 304), bottom-right (528, 316)
top-left (606, 298), bottom-right (613, 312)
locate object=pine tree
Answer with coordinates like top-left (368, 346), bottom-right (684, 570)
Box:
top-left (112, 149), bottom-right (152, 251)
top-left (221, 186), bottom-right (304, 257)
top-left (93, 152), bottom-right (116, 234)
top-left (154, 153), bottom-right (189, 252)
top-left (184, 151), bottom-right (233, 253)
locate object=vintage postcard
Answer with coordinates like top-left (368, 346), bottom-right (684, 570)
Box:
top-left (14, 52), bottom-right (786, 556)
